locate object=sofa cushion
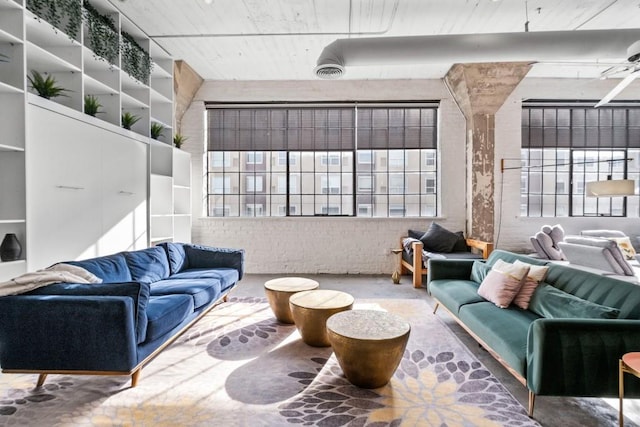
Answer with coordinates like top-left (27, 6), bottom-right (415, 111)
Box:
top-left (459, 302), bottom-right (539, 378)
top-left (477, 260), bottom-right (529, 308)
top-left (561, 236), bottom-right (633, 276)
top-left (470, 261), bottom-right (491, 283)
top-left (429, 279), bottom-right (484, 315)
top-left (150, 278), bottom-right (222, 310)
top-left (545, 263), bottom-right (640, 319)
top-left (145, 294), bottom-right (194, 343)
top-left (124, 247), bottom-right (171, 284)
top-left (158, 242), bottom-right (189, 274)
top-left (512, 260), bottom-right (549, 310)
top-left (528, 283), bottom-right (620, 319)
top-left (419, 222), bottom-right (459, 253)
top-left (66, 253), bottom-right (132, 283)
top-left (170, 268), bottom-right (239, 293)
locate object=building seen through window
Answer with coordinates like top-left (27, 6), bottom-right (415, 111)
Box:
top-left (206, 103), bottom-right (439, 217)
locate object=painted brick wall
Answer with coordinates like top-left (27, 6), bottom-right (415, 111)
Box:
top-left (180, 77), bottom-right (640, 273)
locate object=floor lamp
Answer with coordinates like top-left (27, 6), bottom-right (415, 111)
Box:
top-left (500, 158), bottom-right (636, 197)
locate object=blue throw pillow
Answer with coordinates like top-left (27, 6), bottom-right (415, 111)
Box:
top-left (124, 247), bottom-right (170, 284)
top-left (66, 253), bottom-right (132, 283)
top-left (528, 283), bottom-right (620, 319)
top-left (158, 242), bottom-right (189, 275)
top-left (184, 244), bottom-right (245, 279)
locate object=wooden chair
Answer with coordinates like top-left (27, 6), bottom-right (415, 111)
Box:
top-left (399, 238), bottom-right (494, 288)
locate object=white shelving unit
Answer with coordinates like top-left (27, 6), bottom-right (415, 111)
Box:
top-left (0, 0), bottom-right (188, 279)
top-left (173, 149), bottom-right (192, 243)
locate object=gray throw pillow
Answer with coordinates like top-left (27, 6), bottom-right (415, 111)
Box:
top-left (419, 222), bottom-right (459, 253)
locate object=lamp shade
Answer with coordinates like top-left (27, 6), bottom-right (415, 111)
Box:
top-left (585, 179), bottom-right (635, 197)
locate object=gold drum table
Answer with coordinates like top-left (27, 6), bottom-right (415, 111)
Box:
top-left (264, 277), bottom-right (320, 324)
top-left (326, 309), bottom-right (411, 388)
top-left (289, 289), bottom-right (354, 347)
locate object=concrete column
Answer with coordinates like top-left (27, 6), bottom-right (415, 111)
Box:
top-left (444, 62), bottom-right (532, 242)
top-left (173, 60), bottom-right (204, 134)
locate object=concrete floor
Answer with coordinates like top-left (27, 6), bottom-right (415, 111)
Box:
top-left (233, 273), bottom-right (640, 427)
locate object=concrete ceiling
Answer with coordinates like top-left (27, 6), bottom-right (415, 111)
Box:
top-left (111, 0), bottom-right (640, 82)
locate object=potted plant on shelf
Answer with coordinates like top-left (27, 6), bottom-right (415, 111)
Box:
top-left (121, 111), bottom-right (140, 130)
top-left (27, 70), bottom-right (69, 99)
top-left (173, 133), bottom-right (188, 149)
top-left (84, 95), bottom-right (103, 116)
top-left (150, 122), bottom-right (164, 140)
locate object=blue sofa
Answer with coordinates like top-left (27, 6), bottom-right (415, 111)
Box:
top-left (0, 242), bottom-right (244, 387)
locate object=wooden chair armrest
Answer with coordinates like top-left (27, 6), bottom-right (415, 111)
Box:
top-left (465, 238), bottom-right (494, 259)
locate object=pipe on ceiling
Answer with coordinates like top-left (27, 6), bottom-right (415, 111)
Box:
top-left (314, 29), bottom-right (640, 79)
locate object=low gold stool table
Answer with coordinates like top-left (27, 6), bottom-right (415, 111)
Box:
top-left (327, 309), bottom-right (410, 388)
top-left (264, 277), bottom-right (319, 324)
top-left (619, 352), bottom-right (640, 427)
top-left (289, 289), bottom-right (354, 347)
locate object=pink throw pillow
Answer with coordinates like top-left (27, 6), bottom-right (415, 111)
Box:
top-left (477, 260), bottom-right (530, 308)
top-left (512, 260), bottom-right (549, 310)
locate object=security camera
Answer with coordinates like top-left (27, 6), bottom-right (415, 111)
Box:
top-left (627, 40), bottom-right (640, 62)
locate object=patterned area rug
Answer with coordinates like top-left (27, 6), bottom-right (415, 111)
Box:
top-left (0, 297), bottom-right (540, 426)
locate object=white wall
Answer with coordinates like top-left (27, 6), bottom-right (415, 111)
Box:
top-left (181, 77), bottom-right (640, 274)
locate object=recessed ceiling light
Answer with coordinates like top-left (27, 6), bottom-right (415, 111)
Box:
top-left (204, 0), bottom-right (213, 4)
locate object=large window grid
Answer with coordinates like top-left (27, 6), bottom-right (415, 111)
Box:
top-left (207, 103), bottom-right (438, 217)
top-left (521, 104), bottom-right (640, 217)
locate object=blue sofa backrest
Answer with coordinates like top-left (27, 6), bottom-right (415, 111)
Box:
top-left (66, 253), bottom-right (132, 283)
top-left (124, 247), bottom-right (170, 284)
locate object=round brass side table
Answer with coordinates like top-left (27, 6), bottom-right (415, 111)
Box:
top-left (289, 289), bottom-right (354, 347)
top-left (264, 277), bottom-right (319, 324)
top-left (327, 309), bottom-right (410, 388)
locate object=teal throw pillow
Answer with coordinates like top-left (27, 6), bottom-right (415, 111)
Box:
top-left (528, 283), bottom-right (620, 319)
top-left (470, 260), bottom-right (491, 283)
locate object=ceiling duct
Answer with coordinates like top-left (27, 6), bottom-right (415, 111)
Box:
top-left (315, 29), bottom-right (640, 79)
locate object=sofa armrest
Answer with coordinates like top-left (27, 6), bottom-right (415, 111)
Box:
top-left (184, 244), bottom-right (246, 279)
top-left (466, 238), bottom-right (494, 259)
top-left (527, 318), bottom-right (640, 396)
top-left (427, 259), bottom-right (475, 282)
top-left (25, 281), bottom-right (150, 344)
top-left (0, 295), bottom-right (138, 372)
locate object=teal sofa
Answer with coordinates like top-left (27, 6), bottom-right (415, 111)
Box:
top-left (427, 249), bottom-right (640, 417)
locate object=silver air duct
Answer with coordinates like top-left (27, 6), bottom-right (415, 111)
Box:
top-left (315, 29), bottom-right (640, 79)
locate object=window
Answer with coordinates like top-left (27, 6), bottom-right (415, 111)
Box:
top-left (212, 176), bottom-right (230, 194)
top-left (206, 103), bottom-right (438, 217)
top-left (245, 175), bottom-right (263, 192)
top-left (246, 152), bottom-right (264, 164)
top-left (358, 175), bottom-right (373, 192)
top-left (211, 152), bottom-right (231, 167)
top-left (358, 151), bottom-right (373, 164)
top-left (425, 176), bottom-right (436, 194)
top-left (521, 104), bottom-right (640, 217)
top-left (321, 153), bottom-right (341, 166)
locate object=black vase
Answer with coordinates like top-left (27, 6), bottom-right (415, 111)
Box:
top-left (0, 233), bottom-right (22, 262)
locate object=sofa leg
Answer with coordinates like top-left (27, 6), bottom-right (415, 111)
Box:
top-left (36, 373), bottom-right (47, 387)
top-left (223, 294), bottom-right (229, 302)
top-left (433, 303), bottom-right (439, 314)
top-left (528, 390), bottom-right (535, 418)
top-left (131, 370), bottom-right (141, 387)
